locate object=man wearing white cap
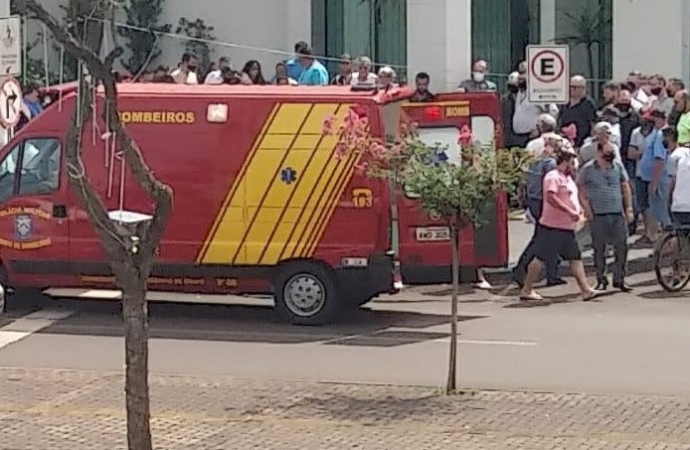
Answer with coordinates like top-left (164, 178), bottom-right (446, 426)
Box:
top-left (578, 122), bottom-right (623, 165)
top-left (502, 72), bottom-right (521, 148)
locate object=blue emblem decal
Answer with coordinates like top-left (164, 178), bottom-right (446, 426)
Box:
top-left (14, 214), bottom-right (32, 241)
top-left (433, 150), bottom-right (449, 166)
top-left (280, 167), bottom-right (297, 185)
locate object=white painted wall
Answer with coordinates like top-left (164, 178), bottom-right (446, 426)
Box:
top-left (407, 0), bottom-right (471, 92)
top-left (612, 0), bottom-right (687, 80)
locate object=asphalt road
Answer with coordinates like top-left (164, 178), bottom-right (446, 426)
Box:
top-left (0, 268), bottom-right (688, 397)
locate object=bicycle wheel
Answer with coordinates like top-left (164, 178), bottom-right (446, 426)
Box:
top-left (654, 232), bottom-right (690, 292)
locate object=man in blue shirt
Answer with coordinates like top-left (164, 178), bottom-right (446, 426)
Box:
top-left (297, 46), bottom-right (329, 86)
top-left (637, 109), bottom-right (672, 236)
top-left (285, 41), bottom-right (308, 82)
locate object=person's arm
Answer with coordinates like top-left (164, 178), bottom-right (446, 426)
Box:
top-left (650, 132), bottom-right (666, 191)
top-left (667, 152), bottom-right (680, 205)
top-left (576, 168), bottom-right (593, 220)
top-left (616, 160), bottom-right (633, 213)
top-left (547, 103), bottom-right (559, 118)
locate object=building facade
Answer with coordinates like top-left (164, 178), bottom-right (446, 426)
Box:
top-left (18, 0), bottom-right (690, 92)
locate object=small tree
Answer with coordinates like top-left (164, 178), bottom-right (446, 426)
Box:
top-left (120, 0), bottom-right (172, 74)
top-left (16, 1), bottom-right (174, 449)
top-left (327, 110), bottom-right (529, 394)
top-left (175, 18), bottom-right (216, 73)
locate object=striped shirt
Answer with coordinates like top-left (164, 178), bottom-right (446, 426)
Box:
top-left (576, 159), bottom-right (629, 214)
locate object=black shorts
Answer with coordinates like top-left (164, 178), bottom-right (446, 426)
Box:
top-left (533, 225), bottom-right (582, 262)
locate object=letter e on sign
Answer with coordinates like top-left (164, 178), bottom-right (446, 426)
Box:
top-left (526, 45), bottom-right (570, 104)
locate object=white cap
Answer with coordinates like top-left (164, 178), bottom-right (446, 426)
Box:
top-left (507, 71), bottom-right (519, 85)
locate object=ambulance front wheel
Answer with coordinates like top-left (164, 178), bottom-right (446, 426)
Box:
top-left (275, 262), bottom-right (340, 326)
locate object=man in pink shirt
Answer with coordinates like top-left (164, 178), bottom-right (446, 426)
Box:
top-left (520, 143), bottom-right (603, 302)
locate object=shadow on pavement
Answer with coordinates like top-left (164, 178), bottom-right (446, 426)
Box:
top-left (638, 290), bottom-right (690, 299)
top-left (29, 298), bottom-right (487, 347)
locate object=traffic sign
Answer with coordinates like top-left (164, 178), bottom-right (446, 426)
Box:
top-left (0, 17), bottom-right (21, 76)
top-left (0, 77), bottom-right (22, 127)
top-left (527, 45), bottom-right (570, 104)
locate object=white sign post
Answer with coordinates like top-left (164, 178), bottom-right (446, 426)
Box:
top-left (0, 76), bottom-right (22, 128)
top-left (527, 45), bottom-right (570, 104)
top-left (0, 16), bottom-right (20, 76)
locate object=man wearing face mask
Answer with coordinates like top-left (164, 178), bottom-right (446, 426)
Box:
top-left (649, 75), bottom-right (675, 118)
top-left (667, 79), bottom-right (685, 126)
top-left (458, 59), bottom-right (497, 92)
top-left (502, 72), bottom-right (521, 148)
top-left (171, 53), bottom-right (199, 85)
top-left (519, 142), bottom-right (602, 302)
top-left (577, 139), bottom-right (634, 291)
top-left (513, 70), bottom-right (559, 148)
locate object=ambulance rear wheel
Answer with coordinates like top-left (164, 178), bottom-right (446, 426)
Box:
top-left (275, 262), bottom-right (339, 326)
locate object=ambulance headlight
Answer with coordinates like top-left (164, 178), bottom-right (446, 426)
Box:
top-left (207, 104), bottom-right (228, 123)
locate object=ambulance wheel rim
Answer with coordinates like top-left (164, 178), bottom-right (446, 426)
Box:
top-left (283, 274), bottom-right (326, 317)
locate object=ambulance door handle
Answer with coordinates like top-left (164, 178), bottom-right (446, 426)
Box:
top-left (52, 204), bottom-right (67, 219)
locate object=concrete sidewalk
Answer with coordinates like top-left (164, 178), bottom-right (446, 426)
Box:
top-left (2, 368), bottom-right (690, 449)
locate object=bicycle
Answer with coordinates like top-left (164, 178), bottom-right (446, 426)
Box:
top-left (654, 224), bottom-right (690, 292)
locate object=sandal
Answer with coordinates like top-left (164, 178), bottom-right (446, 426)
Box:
top-left (583, 289), bottom-right (603, 302)
top-left (519, 291), bottom-right (543, 301)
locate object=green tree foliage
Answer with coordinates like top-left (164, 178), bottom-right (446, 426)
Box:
top-left (175, 18), bottom-right (215, 73)
top-left (120, 0), bottom-right (171, 74)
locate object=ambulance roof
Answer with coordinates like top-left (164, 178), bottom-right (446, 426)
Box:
top-left (47, 82), bottom-right (412, 104)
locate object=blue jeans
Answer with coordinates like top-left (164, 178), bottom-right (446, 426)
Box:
top-left (649, 181), bottom-right (672, 229)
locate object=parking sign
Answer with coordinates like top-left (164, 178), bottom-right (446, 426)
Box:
top-left (527, 45), bottom-right (570, 104)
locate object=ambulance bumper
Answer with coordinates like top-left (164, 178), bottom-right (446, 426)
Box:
top-left (335, 253), bottom-right (397, 302)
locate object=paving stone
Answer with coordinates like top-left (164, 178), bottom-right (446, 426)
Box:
top-left (2, 368), bottom-right (690, 449)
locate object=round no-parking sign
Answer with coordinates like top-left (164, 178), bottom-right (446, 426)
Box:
top-left (0, 77), bottom-right (22, 128)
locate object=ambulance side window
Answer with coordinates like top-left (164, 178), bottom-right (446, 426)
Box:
top-left (17, 138), bottom-right (62, 197)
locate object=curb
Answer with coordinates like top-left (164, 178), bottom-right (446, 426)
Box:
top-left (485, 254), bottom-right (656, 287)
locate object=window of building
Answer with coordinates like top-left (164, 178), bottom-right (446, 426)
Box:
top-left (311, 0), bottom-right (407, 80)
top-left (471, 0), bottom-right (541, 90)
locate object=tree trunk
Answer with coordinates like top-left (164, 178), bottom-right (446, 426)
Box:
top-left (121, 274), bottom-right (152, 450)
top-left (446, 220), bottom-right (459, 394)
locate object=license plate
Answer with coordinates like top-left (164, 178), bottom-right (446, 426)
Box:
top-left (415, 226), bottom-right (450, 242)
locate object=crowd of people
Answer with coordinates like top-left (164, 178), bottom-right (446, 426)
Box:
top-left (132, 41), bottom-right (402, 90)
top-left (486, 65), bottom-right (690, 301)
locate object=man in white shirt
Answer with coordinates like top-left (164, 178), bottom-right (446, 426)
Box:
top-left (667, 128), bottom-right (690, 226)
top-left (350, 56), bottom-right (378, 88)
top-left (204, 56), bottom-right (231, 85)
top-left (525, 114), bottom-right (561, 157)
top-left (512, 71), bottom-right (558, 148)
top-left (171, 53), bottom-right (199, 85)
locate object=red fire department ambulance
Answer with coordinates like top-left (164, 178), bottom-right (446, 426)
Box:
top-left (0, 83), bottom-right (507, 325)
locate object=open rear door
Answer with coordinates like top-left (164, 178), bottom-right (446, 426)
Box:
top-left (399, 93), bottom-right (508, 284)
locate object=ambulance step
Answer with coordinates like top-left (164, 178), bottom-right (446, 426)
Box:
top-left (41, 289), bottom-right (274, 307)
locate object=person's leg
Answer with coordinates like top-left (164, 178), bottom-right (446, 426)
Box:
top-left (635, 178), bottom-right (654, 243)
top-left (475, 268), bottom-right (492, 290)
top-left (560, 230), bottom-right (599, 300)
top-left (650, 182), bottom-right (672, 230)
top-left (610, 215), bottom-right (630, 288)
top-left (520, 226), bottom-right (555, 300)
top-left (589, 215), bottom-right (608, 288)
top-left (513, 199), bottom-right (542, 285)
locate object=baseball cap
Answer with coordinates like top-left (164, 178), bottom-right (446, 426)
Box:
top-left (507, 71), bottom-right (519, 85)
top-left (593, 122), bottom-right (613, 134)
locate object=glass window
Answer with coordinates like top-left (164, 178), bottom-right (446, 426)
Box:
top-left (17, 138), bottom-right (62, 196)
top-left (0, 144), bottom-right (21, 202)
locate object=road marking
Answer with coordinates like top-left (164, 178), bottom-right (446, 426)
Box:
top-left (433, 338), bottom-right (538, 346)
top-left (0, 308), bottom-right (74, 350)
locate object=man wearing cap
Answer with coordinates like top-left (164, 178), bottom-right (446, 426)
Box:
top-left (520, 141), bottom-right (602, 302)
top-left (577, 138), bottom-right (634, 291)
top-left (637, 108), bottom-right (673, 238)
top-left (579, 122), bottom-right (623, 165)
